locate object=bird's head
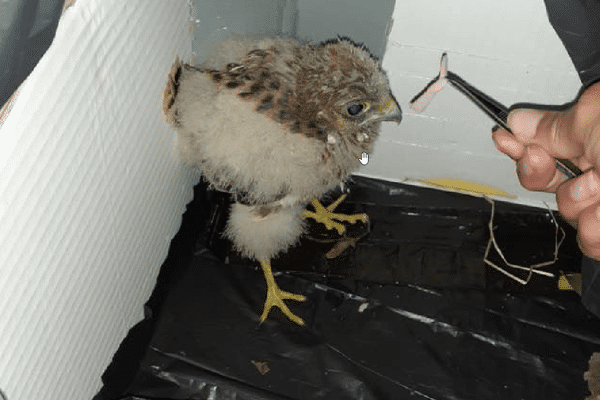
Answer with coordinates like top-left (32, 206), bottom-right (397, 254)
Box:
top-left (293, 38), bottom-right (401, 157)
top-left (213, 37), bottom-right (401, 169)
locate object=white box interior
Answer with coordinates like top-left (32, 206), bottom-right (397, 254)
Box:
top-left (0, 0), bottom-right (581, 399)
top-left (362, 0), bottom-right (581, 204)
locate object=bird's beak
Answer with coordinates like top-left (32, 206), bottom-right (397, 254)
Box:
top-left (378, 94), bottom-right (402, 124)
top-left (370, 94), bottom-right (402, 124)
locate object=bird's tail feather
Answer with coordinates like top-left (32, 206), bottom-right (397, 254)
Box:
top-left (162, 57), bottom-right (184, 126)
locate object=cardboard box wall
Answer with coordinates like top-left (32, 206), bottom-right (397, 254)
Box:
top-left (0, 2), bottom-right (194, 399)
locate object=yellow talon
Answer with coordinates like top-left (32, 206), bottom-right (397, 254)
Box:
top-left (303, 194), bottom-right (368, 235)
top-left (259, 259), bottom-right (306, 325)
top-left (257, 194), bottom-right (367, 325)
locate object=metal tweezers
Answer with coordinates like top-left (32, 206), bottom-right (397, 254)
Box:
top-left (445, 70), bottom-right (582, 179)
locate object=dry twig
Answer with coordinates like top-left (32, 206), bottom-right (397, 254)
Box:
top-left (483, 198), bottom-right (565, 284)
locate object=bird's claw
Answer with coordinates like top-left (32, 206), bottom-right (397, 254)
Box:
top-left (259, 259), bottom-right (306, 326)
top-left (303, 194), bottom-right (369, 235)
top-left (260, 285), bottom-right (306, 326)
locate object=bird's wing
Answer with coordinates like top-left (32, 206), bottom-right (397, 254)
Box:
top-left (164, 41), bottom-right (343, 205)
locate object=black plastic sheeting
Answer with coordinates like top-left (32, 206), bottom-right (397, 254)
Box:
top-left (95, 176), bottom-right (600, 400)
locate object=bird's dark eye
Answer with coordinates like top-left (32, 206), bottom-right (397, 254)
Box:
top-left (346, 103), bottom-right (364, 117)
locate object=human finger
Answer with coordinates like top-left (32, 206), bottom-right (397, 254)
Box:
top-left (576, 202), bottom-right (600, 261)
top-left (508, 107), bottom-right (583, 160)
top-left (556, 170), bottom-right (600, 227)
top-left (516, 144), bottom-right (566, 192)
top-left (492, 128), bottom-right (524, 160)
top-left (506, 108), bottom-right (548, 143)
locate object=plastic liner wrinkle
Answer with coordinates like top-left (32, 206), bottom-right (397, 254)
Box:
top-left (313, 283), bottom-right (369, 303)
top-left (386, 305), bottom-right (557, 371)
top-left (148, 345), bottom-right (241, 383)
top-left (405, 284), bottom-right (443, 296)
top-left (147, 344), bottom-right (291, 400)
top-left (397, 307), bottom-right (551, 378)
top-left (387, 188), bottom-right (414, 196)
top-left (484, 309), bottom-right (600, 345)
top-left (324, 343), bottom-right (438, 400)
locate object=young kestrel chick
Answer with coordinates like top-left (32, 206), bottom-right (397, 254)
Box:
top-left (163, 36), bottom-right (401, 325)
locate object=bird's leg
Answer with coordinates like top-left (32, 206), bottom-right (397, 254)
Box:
top-left (259, 258), bottom-right (306, 325)
top-left (303, 194), bottom-right (368, 235)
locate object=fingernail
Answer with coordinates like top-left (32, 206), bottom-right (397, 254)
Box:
top-left (571, 171), bottom-right (600, 202)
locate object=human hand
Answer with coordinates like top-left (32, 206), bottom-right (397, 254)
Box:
top-left (492, 81), bottom-right (600, 260)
